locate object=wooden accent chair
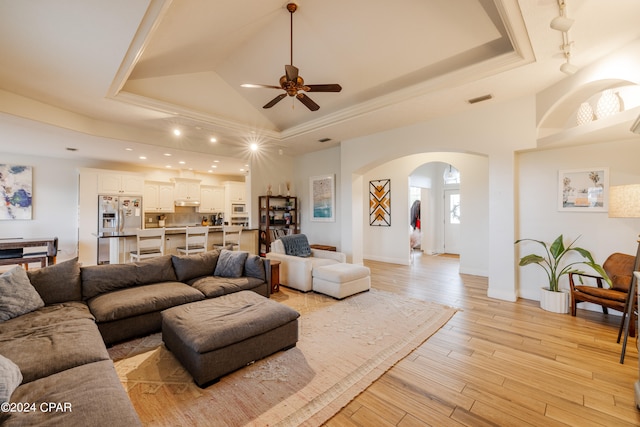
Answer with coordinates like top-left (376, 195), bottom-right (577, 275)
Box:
top-left (569, 252), bottom-right (638, 361)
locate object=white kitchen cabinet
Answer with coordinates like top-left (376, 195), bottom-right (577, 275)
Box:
top-left (144, 181), bottom-right (175, 212)
top-left (173, 178), bottom-right (201, 203)
top-left (198, 185), bottom-right (225, 213)
top-left (224, 181), bottom-right (246, 202)
top-left (98, 172), bottom-right (144, 195)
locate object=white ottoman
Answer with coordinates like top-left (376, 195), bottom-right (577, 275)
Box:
top-left (312, 263), bottom-right (371, 299)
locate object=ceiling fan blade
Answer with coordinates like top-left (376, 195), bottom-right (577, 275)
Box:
top-left (296, 93), bottom-right (320, 111)
top-left (263, 93), bottom-right (287, 109)
top-left (285, 64), bottom-right (299, 82)
top-left (305, 84), bottom-right (342, 93)
top-left (242, 83), bottom-right (282, 89)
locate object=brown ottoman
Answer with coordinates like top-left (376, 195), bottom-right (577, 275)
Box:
top-left (161, 290), bottom-right (299, 387)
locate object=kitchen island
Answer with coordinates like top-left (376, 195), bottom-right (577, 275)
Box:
top-left (95, 226), bottom-right (258, 264)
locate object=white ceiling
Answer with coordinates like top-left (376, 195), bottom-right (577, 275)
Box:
top-left (1, 0), bottom-right (640, 175)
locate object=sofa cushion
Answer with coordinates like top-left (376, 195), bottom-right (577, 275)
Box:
top-left (0, 354), bottom-right (22, 403)
top-left (87, 282), bottom-right (205, 323)
top-left (0, 302), bottom-right (94, 337)
top-left (81, 255), bottom-right (177, 299)
top-left (3, 360), bottom-right (141, 427)
top-left (214, 250), bottom-right (249, 278)
top-left (27, 257), bottom-right (82, 304)
top-left (0, 317), bottom-right (110, 383)
top-left (280, 234), bottom-right (312, 257)
top-left (0, 267), bottom-right (45, 322)
top-left (171, 250), bottom-right (220, 282)
top-left (244, 254), bottom-right (266, 281)
top-left (190, 276), bottom-right (266, 298)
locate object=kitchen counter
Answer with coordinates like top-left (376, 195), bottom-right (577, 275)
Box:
top-left (95, 227), bottom-right (258, 264)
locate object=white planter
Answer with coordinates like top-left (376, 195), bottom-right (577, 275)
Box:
top-left (540, 287), bottom-right (569, 314)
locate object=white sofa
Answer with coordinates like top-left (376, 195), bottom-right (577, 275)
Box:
top-left (266, 237), bottom-right (346, 292)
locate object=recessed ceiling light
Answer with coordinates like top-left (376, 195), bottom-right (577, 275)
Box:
top-left (210, 137), bottom-right (217, 143)
top-left (210, 165), bottom-right (217, 168)
top-left (163, 153), bottom-right (172, 157)
top-left (249, 142), bottom-right (258, 151)
top-left (125, 148), bottom-right (133, 151)
top-left (179, 161), bottom-right (186, 165)
top-left (165, 165), bottom-right (172, 168)
top-left (173, 128), bottom-right (181, 136)
top-left (240, 168), bottom-right (245, 172)
top-left (139, 156), bottom-right (147, 160)
top-left (207, 170), bottom-right (213, 173)
top-left (213, 160), bottom-right (220, 163)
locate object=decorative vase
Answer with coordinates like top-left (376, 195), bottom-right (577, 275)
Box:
top-left (576, 102), bottom-right (594, 125)
top-left (540, 287), bottom-right (569, 314)
top-left (595, 89), bottom-right (621, 119)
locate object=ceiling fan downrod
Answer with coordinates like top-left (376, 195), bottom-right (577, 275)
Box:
top-left (287, 3), bottom-right (297, 66)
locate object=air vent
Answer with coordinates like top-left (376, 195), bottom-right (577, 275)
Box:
top-left (467, 94), bottom-right (493, 104)
top-left (318, 138), bottom-right (332, 143)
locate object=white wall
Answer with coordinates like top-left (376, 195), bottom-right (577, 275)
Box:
top-left (0, 153), bottom-right (83, 265)
top-left (293, 146), bottom-right (342, 250)
top-left (362, 153), bottom-right (489, 276)
top-left (248, 148), bottom-right (294, 229)
top-left (516, 138), bottom-right (640, 303)
top-left (335, 96), bottom-right (536, 300)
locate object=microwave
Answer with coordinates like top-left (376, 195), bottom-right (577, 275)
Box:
top-left (231, 203), bottom-right (246, 214)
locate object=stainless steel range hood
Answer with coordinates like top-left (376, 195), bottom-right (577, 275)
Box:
top-left (174, 199), bottom-right (200, 207)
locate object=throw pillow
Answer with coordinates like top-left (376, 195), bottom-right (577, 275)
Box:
top-left (214, 250), bottom-right (248, 278)
top-left (244, 255), bottom-right (266, 281)
top-left (27, 257), bottom-right (82, 305)
top-left (0, 354), bottom-right (22, 403)
top-left (0, 267), bottom-right (45, 322)
top-left (172, 250), bottom-right (220, 282)
top-left (280, 234), bottom-right (312, 257)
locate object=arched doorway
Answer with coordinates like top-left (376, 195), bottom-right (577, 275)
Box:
top-left (410, 162), bottom-right (461, 257)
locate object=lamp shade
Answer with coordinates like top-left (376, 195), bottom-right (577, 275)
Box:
top-left (609, 184), bottom-right (640, 218)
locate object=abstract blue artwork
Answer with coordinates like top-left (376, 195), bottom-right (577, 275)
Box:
top-left (0, 164), bottom-right (33, 220)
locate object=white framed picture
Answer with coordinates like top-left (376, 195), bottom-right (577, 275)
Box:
top-left (310, 175), bottom-right (335, 222)
top-left (558, 167), bottom-right (608, 212)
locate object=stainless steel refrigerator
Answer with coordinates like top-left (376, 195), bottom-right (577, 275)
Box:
top-left (97, 195), bottom-right (143, 264)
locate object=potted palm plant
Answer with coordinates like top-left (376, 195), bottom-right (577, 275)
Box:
top-left (515, 234), bottom-right (611, 313)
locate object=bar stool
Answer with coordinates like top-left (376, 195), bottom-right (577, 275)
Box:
top-left (214, 225), bottom-right (243, 251)
top-left (177, 226), bottom-right (209, 255)
top-left (130, 228), bottom-right (165, 262)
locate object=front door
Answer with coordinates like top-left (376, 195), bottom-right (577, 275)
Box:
top-left (443, 189), bottom-right (460, 254)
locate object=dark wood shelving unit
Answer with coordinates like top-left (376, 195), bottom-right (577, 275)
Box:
top-left (258, 195), bottom-right (298, 255)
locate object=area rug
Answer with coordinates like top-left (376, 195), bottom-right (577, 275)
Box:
top-left (108, 288), bottom-right (457, 427)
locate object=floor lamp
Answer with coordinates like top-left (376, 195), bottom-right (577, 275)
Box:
top-left (608, 184), bottom-right (640, 363)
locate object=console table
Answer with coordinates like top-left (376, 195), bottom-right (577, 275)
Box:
top-left (0, 237), bottom-right (58, 269)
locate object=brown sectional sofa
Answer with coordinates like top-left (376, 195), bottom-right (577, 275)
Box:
top-left (0, 249), bottom-right (272, 426)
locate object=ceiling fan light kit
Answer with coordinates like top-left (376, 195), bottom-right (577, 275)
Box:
top-left (242, 2), bottom-right (342, 111)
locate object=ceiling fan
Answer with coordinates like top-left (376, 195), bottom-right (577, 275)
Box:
top-left (241, 2), bottom-right (342, 111)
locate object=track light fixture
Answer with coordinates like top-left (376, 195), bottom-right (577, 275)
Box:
top-left (550, 0), bottom-right (574, 32)
top-left (551, 0), bottom-right (577, 75)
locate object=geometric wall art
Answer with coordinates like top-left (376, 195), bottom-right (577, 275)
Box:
top-left (369, 179), bottom-right (391, 226)
top-left (0, 164), bottom-right (33, 220)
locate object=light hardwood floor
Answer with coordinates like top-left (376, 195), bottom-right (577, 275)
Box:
top-left (325, 253), bottom-right (640, 426)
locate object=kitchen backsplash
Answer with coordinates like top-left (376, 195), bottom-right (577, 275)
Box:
top-left (145, 206), bottom-right (224, 228)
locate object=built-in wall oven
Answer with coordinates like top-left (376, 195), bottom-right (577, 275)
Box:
top-left (230, 203), bottom-right (248, 226)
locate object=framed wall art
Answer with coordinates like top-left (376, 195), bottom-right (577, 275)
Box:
top-left (310, 174), bottom-right (335, 222)
top-left (369, 179), bottom-right (391, 226)
top-left (0, 164), bottom-right (33, 220)
top-left (558, 167), bottom-right (608, 212)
